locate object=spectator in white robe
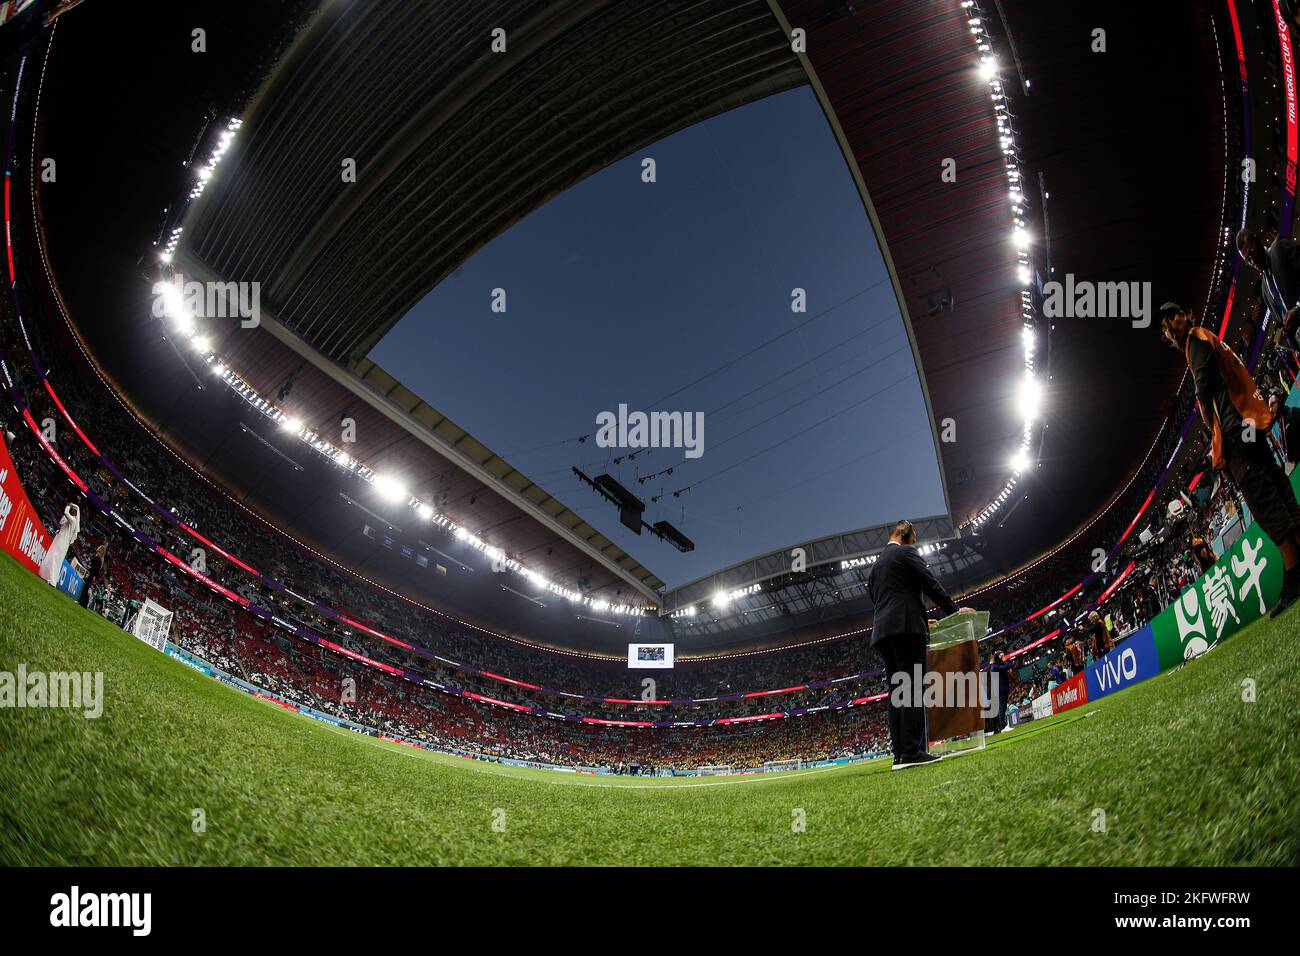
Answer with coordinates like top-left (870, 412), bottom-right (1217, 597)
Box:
top-left (39, 502), bottom-right (80, 586)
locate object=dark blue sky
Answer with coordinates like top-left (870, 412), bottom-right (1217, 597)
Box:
top-left (370, 86), bottom-right (946, 587)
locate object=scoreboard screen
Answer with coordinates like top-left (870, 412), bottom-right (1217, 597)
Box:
top-left (627, 643), bottom-right (674, 669)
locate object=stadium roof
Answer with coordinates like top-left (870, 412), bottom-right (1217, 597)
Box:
top-left (27, 0), bottom-right (1234, 649)
top-left (180, 0), bottom-right (805, 364)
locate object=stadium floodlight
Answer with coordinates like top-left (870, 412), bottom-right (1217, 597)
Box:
top-left (711, 591), bottom-right (731, 609)
top-left (1010, 449), bottom-right (1031, 473)
top-left (1019, 374), bottom-right (1044, 420)
top-left (281, 416), bottom-right (302, 433)
top-left (979, 56), bottom-right (998, 80)
top-left (373, 473), bottom-right (406, 502)
top-left (1022, 327), bottom-right (1035, 356)
top-left (1013, 225), bottom-right (1030, 252)
top-left (192, 335), bottom-right (211, 353)
top-left (416, 503), bottom-right (434, 520)
top-left (1017, 265), bottom-right (1031, 285)
top-left (154, 280), bottom-right (181, 310)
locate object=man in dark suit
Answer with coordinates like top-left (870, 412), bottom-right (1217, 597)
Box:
top-left (983, 651), bottom-right (1013, 736)
top-left (867, 519), bottom-right (975, 769)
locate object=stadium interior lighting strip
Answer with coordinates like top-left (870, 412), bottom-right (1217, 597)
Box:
top-left (939, 0), bottom-right (1250, 618)
top-left (155, 118), bottom-right (242, 263)
top-left (960, 0), bottom-right (1044, 532)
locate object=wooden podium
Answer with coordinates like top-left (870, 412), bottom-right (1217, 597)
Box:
top-left (926, 611), bottom-right (989, 755)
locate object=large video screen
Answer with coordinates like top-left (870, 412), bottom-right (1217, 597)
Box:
top-left (627, 642), bottom-right (674, 669)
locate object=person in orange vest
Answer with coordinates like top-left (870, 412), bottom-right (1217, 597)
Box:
top-left (1190, 531), bottom-right (1217, 573)
top-left (1160, 302), bottom-right (1300, 616)
top-left (1066, 634), bottom-right (1085, 672)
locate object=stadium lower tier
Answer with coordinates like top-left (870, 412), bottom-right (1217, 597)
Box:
top-left (4, 355), bottom-right (1270, 768)
top-left (161, 634), bottom-right (892, 772)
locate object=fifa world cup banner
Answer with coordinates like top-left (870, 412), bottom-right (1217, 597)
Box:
top-left (1148, 522), bottom-right (1282, 669)
top-left (0, 430), bottom-right (50, 574)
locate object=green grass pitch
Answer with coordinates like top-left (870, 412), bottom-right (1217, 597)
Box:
top-left (1, 549), bottom-right (1297, 866)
